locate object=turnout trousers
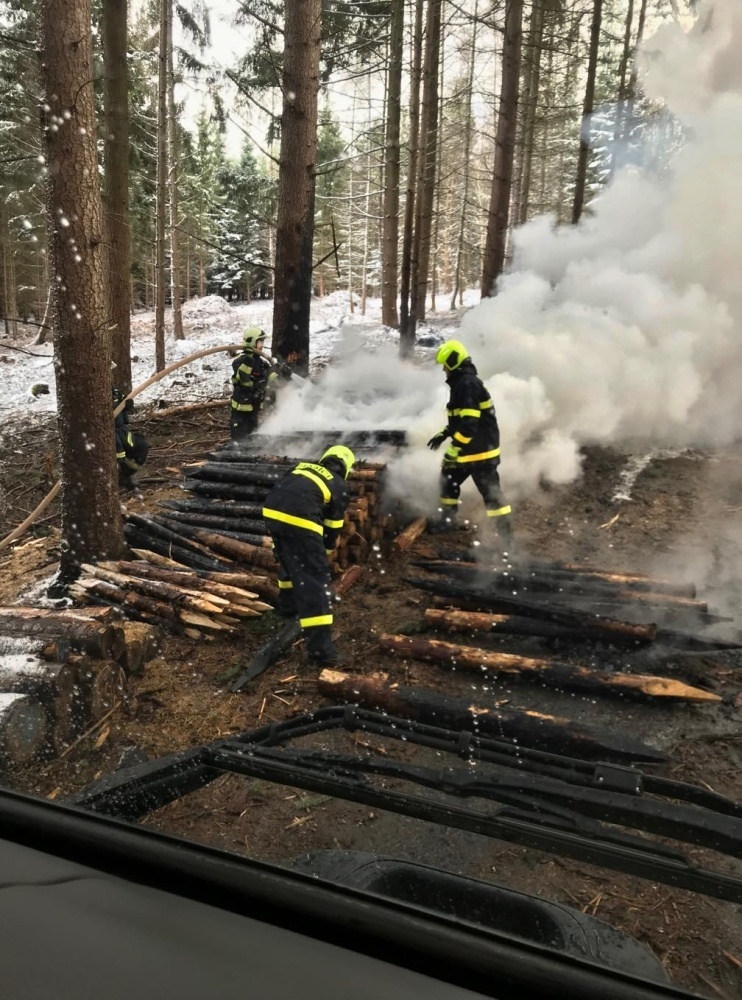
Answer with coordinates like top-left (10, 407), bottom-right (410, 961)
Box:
top-left (269, 528), bottom-right (336, 661)
top-left (440, 459), bottom-right (512, 541)
top-left (230, 406), bottom-right (258, 440)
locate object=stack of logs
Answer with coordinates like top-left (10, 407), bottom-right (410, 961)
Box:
top-left (0, 606), bottom-right (162, 772)
top-left (124, 450), bottom-right (395, 575)
top-left (70, 561), bottom-right (274, 640)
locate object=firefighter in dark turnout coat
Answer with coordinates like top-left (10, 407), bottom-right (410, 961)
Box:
top-left (229, 327), bottom-right (277, 440)
top-left (113, 387), bottom-right (149, 491)
top-left (262, 445), bottom-right (355, 666)
top-left (427, 340), bottom-right (512, 545)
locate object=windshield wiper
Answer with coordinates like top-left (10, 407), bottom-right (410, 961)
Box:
top-left (69, 705), bottom-right (742, 904)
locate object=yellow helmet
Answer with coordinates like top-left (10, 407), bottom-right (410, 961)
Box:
top-left (243, 326), bottom-right (266, 350)
top-left (435, 339), bottom-right (469, 371)
top-left (321, 445), bottom-right (355, 479)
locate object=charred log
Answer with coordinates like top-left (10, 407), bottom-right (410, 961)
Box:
top-left (406, 577), bottom-right (657, 643)
top-left (316, 670), bottom-right (666, 763)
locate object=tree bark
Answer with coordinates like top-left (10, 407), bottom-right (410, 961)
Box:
top-left (410, 0), bottom-right (442, 332)
top-left (381, 0), bottom-right (403, 329)
top-left (272, 0), bottom-right (322, 375)
top-left (155, 0), bottom-right (169, 370)
top-left (102, 0), bottom-right (132, 393)
top-left (399, 0), bottom-right (424, 355)
top-left (39, 0), bottom-right (124, 577)
top-left (481, 0), bottom-right (523, 295)
top-left (167, 5), bottom-right (184, 341)
top-left (572, 0), bottom-right (603, 224)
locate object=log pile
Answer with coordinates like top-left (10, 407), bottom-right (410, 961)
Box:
top-left (70, 561), bottom-right (272, 640)
top-left (0, 607), bottom-right (163, 770)
top-left (159, 447), bottom-right (398, 574)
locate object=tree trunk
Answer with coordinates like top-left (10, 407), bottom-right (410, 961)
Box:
top-left (39, 0), bottom-right (124, 577)
top-left (155, 0), bottom-right (169, 370)
top-left (481, 0), bottom-right (523, 295)
top-left (517, 0), bottom-right (545, 225)
top-left (399, 0), bottom-right (424, 355)
top-left (102, 0), bottom-right (132, 393)
top-left (32, 285), bottom-right (53, 345)
top-left (572, 0), bottom-right (603, 225)
top-left (2, 210), bottom-right (18, 338)
top-left (451, 0), bottom-right (478, 311)
top-left (410, 0), bottom-right (442, 332)
top-left (272, 0), bottom-right (322, 375)
top-left (167, 6), bottom-right (184, 341)
top-left (381, 0), bottom-right (403, 329)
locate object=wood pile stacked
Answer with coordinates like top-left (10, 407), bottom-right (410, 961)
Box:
top-left (70, 561), bottom-right (272, 640)
top-left (0, 606), bottom-right (163, 771)
top-left (162, 447), bottom-right (397, 573)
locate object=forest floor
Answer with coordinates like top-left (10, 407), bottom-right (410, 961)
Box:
top-left (1, 382), bottom-right (742, 997)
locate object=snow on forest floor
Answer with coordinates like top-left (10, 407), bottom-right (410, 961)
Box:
top-left (0, 290), bottom-right (477, 439)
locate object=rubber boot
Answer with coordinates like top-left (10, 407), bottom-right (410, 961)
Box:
top-left (427, 512), bottom-right (459, 535)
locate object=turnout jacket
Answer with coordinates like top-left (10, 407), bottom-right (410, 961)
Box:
top-left (262, 462), bottom-right (349, 551)
top-left (231, 350), bottom-right (274, 412)
top-left (443, 359), bottom-right (501, 464)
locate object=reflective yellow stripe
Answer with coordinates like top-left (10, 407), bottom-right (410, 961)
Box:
top-left (457, 448), bottom-right (500, 463)
top-left (238, 364), bottom-right (253, 376)
top-left (480, 399), bottom-right (493, 409)
top-left (457, 409), bottom-right (480, 419)
top-left (116, 450), bottom-right (126, 459)
top-left (440, 498), bottom-right (459, 506)
top-left (278, 580), bottom-right (293, 589)
top-left (486, 505), bottom-right (512, 517)
top-left (300, 614), bottom-right (333, 628)
top-left (453, 431), bottom-right (472, 444)
top-left (262, 508), bottom-right (323, 535)
top-left (231, 400), bottom-right (254, 411)
top-left (323, 518), bottom-right (344, 529)
top-left (292, 468), bottom-right (331, 503)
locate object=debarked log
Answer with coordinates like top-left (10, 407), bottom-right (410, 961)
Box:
top-left (393, 517), bottom-right (428, 555)
top-left (117, 621), bottom-right (165, 675)
top-left (406, 577), bottom-right (657, 643)
top-left (378, 634), bottom-right (721, 703)
top-left (0, 607), bottom-right (125, 660)
top-left (424, 607), bottom-right (629, 644)
top-left (316, 670), bottom-right (666, 763)
top-left (157, 516), bottom-right (270, 551)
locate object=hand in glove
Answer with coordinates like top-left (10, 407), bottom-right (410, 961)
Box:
top-left (442, 445), bottom-right (461, 468)
top-left (427, 429), bottom-right (449, 451)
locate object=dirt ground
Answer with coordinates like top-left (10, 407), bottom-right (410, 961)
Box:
top-left (1, 406), bottom-right (742, 999)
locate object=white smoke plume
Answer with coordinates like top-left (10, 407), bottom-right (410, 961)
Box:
top-left (266, 0), bottom-right (742, 512)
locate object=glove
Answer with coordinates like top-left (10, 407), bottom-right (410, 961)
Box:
top-left (427, 429), bottom-right (449, 451)
top-left (442, 445), bottom-right (461, 468)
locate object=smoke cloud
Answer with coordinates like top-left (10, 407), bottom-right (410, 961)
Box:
top-left (267, 0), bottom-right (741, 511)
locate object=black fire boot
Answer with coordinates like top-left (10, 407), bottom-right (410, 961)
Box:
top-left (427, 513), bottom-right (459, 535)
top-left (305, 626), bottom-right (350, 669)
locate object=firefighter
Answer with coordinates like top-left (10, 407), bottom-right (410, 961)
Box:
top-left (262, 445), bottom-right (355, 667)
top-left (229, 327), bottom-right (278, 440)
top-left (427, 340), bottom-right (512, 546)
top-left (113, 387), bottom-right (149, 491)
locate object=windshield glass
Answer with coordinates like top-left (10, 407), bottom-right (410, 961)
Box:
top-left (0, 1), bottom-right (740, 998)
